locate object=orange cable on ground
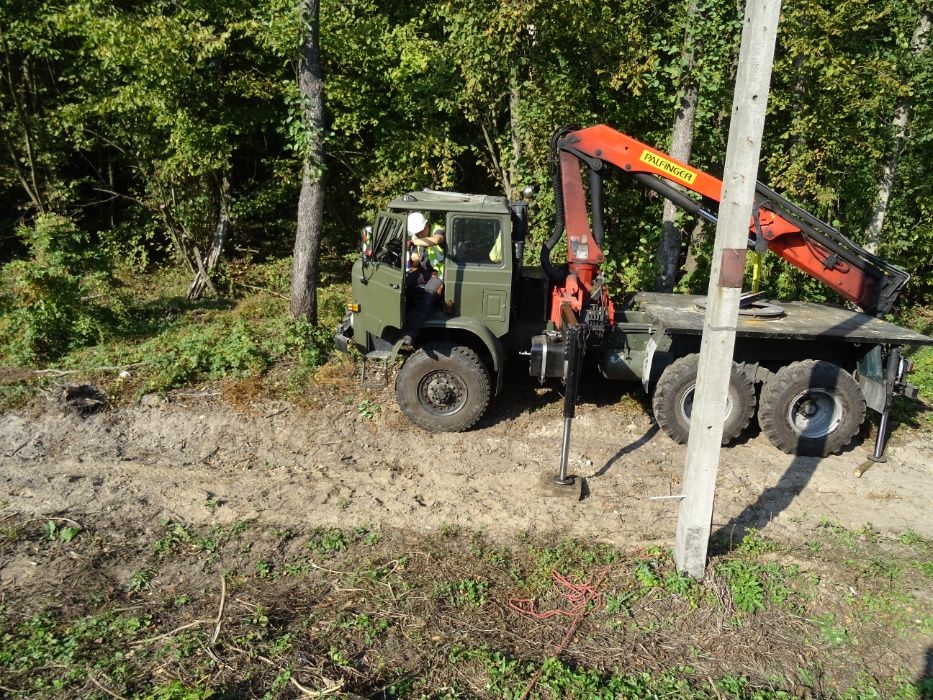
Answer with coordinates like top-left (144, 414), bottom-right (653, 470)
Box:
top-left (507, 567), bottom-right (610, 700)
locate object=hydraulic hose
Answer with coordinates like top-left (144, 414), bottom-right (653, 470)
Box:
top-left (541, 126), bottom-right (576, 283)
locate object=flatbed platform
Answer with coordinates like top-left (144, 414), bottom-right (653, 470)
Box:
top-left (633, 293), bottom-right (933, 346)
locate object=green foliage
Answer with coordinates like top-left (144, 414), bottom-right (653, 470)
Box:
top-left (0, 612), bottom-right (151, 696)
top-left (717, 533), bottom-right (797, 616)
top-left (718, 559), bottom-right (767, 614)
top-left (813, 613), bottom-right (851, 648)
top-left (905, 345), bottom-right (933, 401)
top-left (337, 613), bottom-right (390, 645)
top-left (141, 682), bottom-right (214, 700)
top-left (897, 529), bottom-right (924, 546)
top-left (0, 214), bottom-right (112, 363)
top-left (451, 647), bottom-right (801, 699)
top-left (357, 398), bottom-right (379, 420)
top-left (306, 527), bottom-right (346, 555)
top-left (3, 0), bottom-right (932, 332)
top-left (435, 578), bottom-right (489, 608)
top-left (42, 520), bottom-right (80, 543)
top-left (127, 569), bottom-right (153, 592)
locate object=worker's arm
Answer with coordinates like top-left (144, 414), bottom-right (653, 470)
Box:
top-left (410, 232), bottom-right (445, 248)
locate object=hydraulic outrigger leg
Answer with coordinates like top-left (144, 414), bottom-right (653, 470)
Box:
top-left (554, 319), bottom-right (585, 487)
top-left (854, 347), bottom-right (902, 478)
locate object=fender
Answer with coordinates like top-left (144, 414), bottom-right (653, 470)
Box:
top-left (422, 315), bottom-right (507, 394)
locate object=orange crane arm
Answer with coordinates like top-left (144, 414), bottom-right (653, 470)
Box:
top-left (554, 125), bottom-right (908, 315)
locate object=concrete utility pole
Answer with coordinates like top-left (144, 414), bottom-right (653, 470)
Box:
top-left (674, 0), bottom-right (783, 578)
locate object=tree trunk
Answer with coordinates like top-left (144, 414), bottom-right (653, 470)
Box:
top-left (290, 0), bottom-right (325, 323)
top-left (0, 26), bottom-right (45, 212)
top-left (655, 0), bottom-right (699, 292)
top-left (481, 119), bottom-right (511, 199)
top-left (187, 180), bottom-right (230, 301)
top-left (863, 9), bottom-right (931, 254)
top-left (682, 218), bottom-right (707, 280)
top-left (507, 63), bottom-right (521, 199)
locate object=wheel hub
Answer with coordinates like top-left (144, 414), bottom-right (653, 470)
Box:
top-left (787, 388), bottom-right (841, 438)
top-left (420, 371), bottom-right (466, 415)
top-left (680, 384), bottom-right (734, 423)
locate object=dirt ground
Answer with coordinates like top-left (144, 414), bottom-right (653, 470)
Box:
top-left (1, 364), bottom-right (932, 698)
top-left (2, 363), bottom-right (931, 549)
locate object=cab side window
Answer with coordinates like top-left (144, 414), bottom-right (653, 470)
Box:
top-left (449, 217), bottom-right (502, 265)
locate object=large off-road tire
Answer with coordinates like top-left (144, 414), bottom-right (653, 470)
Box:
top-left (395, 342), bottom-right (491, 432)
top-left (652, 353), bottom-right (756, 445)
top-left (758, 360), bottom-right (866, 457)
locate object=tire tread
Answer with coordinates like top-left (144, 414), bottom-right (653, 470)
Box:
top-left (759, 359), bottom-right (866, 456)
top-left (395, 342), bottom-right (491, 432)
top-left (652, 354), bottom-right (756, 445)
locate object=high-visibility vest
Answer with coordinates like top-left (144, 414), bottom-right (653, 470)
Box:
top-left (426, 244), bottom-right (444, 277)
top-left (426, 224), bottom-right (445, 277)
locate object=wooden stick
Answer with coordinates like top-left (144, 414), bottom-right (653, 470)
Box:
top-left (210, 574), bottom-right (227, 646)
top-left (87, 675), bottom-right (129, 700)
top-left (129, 620), bottom-right (208, 647)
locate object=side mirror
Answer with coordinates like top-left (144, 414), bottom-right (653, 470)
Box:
top-left (361, 226), bottom-right (372, 263)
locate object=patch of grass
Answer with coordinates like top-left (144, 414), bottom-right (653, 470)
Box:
top-left (154, 520), bottom-right (193, 556)
top-left (0, 611), bottom-right (152, 696)
top-left (813, 613), bottom-right (851, 648)
top-left (0, 379), bottom-right (36, 411)
top-left (0, 260), bottom-right (345, 402)
top-left (898, 529), bottom-right (925, 546)
top-left (715, 532), bottom-right (798, 616)
top-left (524, 537), bottom-right (621, 590)
top-left (337, 613), bottom-right (390, 644)
top-left (127, 569), bottom-right (153, 592)
top-left (352, 525), bottom-right (381, 547)
top-left (2, 515), bottom-right (929, 700)
top-left (357, 398), bottom-right (380, 419)
top-left (435, 578), bottom-right (490, 608)
top-left (255, 560), bottom-right (273, 578)
top-left (450, 647), bottom-right (800, 699)
top-left (306, 526), bottom-right (346, 555)
top-left (905, 345), bottom-right (933, 400)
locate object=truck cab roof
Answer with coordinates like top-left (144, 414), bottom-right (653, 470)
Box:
top-left (388, 189), bottom-right (510, 215)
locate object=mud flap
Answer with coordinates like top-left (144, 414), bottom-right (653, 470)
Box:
top-left (642, 336), bottom-right (657, 394)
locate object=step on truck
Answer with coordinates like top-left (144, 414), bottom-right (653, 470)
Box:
top-left (335, 124), bottom-right (932, 464)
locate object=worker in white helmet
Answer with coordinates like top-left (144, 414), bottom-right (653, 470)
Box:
top-left (406, 212), bottom-right (446, 278)
top-left (402, 212), bottom-right (445, 345)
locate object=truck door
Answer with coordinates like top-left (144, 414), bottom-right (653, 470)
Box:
top-left (445, 215), bottom-right (511, 338)
top-left (361, 213), bottom-right (406, 333)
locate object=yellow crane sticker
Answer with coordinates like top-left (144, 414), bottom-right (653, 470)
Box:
top-left (639, 150), bottom-right (697, 185)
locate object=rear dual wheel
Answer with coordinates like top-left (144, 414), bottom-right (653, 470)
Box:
top-left (652, 354), bottom-right (756, 445)
top-left (758, 360), bottom-right (865, 457)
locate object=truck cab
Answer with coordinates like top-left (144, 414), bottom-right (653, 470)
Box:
top-left (337, 189), bottom-right (537, 431)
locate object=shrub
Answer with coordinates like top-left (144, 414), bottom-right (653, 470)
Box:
top-left (0, 214), bottom-right (112, 364)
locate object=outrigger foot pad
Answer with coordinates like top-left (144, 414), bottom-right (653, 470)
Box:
top-left (538, 471), bottom-right (582, 499)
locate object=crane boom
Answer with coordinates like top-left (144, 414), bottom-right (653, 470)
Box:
top-left (546, 124), bottom-right (909, 316)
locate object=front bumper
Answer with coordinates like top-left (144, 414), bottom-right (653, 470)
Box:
top-left (334, 312), bottom-right (353, 353)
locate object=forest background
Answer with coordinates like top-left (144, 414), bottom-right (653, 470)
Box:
top-left (0, 0), bottom-right (931, 380)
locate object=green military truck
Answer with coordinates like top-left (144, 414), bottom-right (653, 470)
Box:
top-left (335, 126), bottom-right (932, 461)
